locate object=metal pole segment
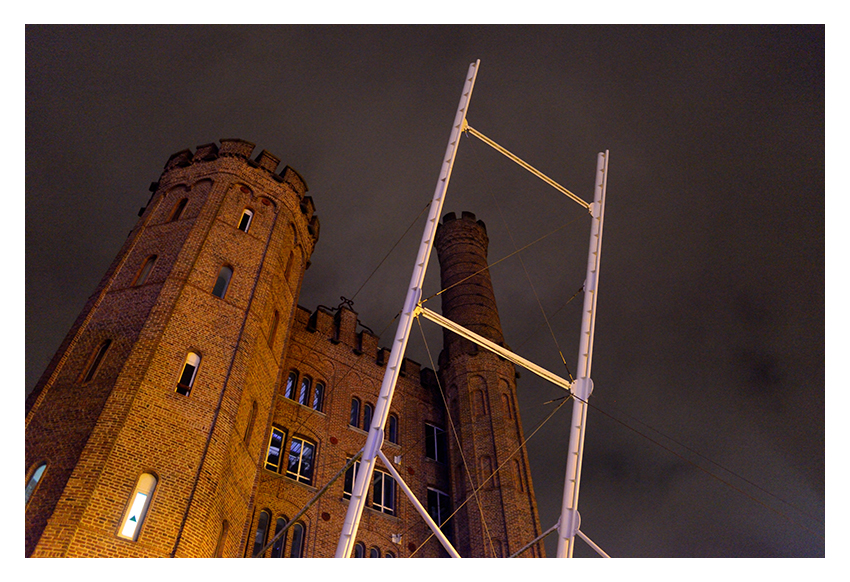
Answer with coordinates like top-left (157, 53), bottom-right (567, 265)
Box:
top-left (254, 450), bottom-right (362, 557)
top-left (417, 306), bottom-right (572, 393)
top-left (334, 60), bottom-right (480, 558)
top-left (376, 449), bottom-right (462, 558)
top-left (508, 522), bottom-right (559, 558)
top-left (465, 125), bottom-right (591, 211)
top-left (556, 151), bottom-right (609, 558)
top-left (576, 530), bottom-right (611, 558)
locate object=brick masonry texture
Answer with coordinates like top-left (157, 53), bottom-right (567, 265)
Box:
top-left (25, 140), bottom-right (543, 558)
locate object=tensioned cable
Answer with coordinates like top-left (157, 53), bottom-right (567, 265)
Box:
top-left (414, 317), bottom-right (498, 558)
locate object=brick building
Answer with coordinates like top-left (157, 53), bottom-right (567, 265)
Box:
top-left (25, 139), bottom-right (544, 558)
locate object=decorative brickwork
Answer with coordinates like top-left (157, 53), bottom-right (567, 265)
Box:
top-left (25, 141), bottom-right (542, 558)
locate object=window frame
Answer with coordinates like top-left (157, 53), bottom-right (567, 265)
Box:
top-left (427, 487), bottom-right (452, 539)
top-left (176, 352), bottom-right (201, 396)
top-left (289, 523), bottom-right (305, 558)
top-left (425, 423), bottom-right (447, 463)
top-left (372, 468), bottom-right (395, 515)
top-left (298, 376), bottom-right (311, 407)
top-left (363, 403), bottom-right (374, 432)
top-left (238, 208), bottom-right (254, 233)
top-left (270, 516), bottom-right (288, 558)
top-left (285, 436), bottom-right (316, 485)
top-left (349, 397), bottom-right (361, 427)
top-left (387, 414), bottom-right (399, 444)
top-left (250, 509), bottom-right (271, 557)
top-left (264, 426), bottom-right (286, 472)
top-left (312, 382), bottom-right (324, 412)
top-left (117, 472), bottom-right (157, 541)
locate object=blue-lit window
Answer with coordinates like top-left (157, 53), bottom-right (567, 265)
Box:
top-left (264, 427), bottom-right (286, 472)
top-left (286, 437), bottom-right (315, 485)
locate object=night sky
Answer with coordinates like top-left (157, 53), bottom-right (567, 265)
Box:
top-left (25, 25), bottom-right (827, 559)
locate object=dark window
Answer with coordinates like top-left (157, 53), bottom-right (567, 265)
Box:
top-left (284, 371), bottom-right (297, 399)
top-left (289, 523), bottom-right (305, 558)
top-left (265, 427), bottom-right (285, 472)
top-left (312, 382), bottom-right (324, 412)
top-left (212, 265), bottom-right (233, 298)
top-left (425, 424), bottom-right (447, 463)
top-left (353, 541), bottom-right (365, 558)
top-left (25, 463), bottom-right (47, 505)
top-left (349, 398), bottom-right (360, 427)
top-left (286, 437), bottom-right (315, 485)
top-left (343, 460), bottom-right (359, 500)
top-left (427, 488), bottom-right (453, 539)
top-left (385, 552), bottom-right (395, 558)
top-left (238, 208), bottom-right (254, 232)
top-left (369, 547), bottom-right (380, 558)
top-left (363, 403), bottom-right (373, 432)
top-left (169, 198), bottom-right (188, 222)
top-left (82, 339), bottom-right (111, 384)
top-left (176, 352), bottom-right (200, 396)
top-left (298, 377), bottom-right (311, 406)
top-left (251, 510), bottom-right (270, 557)
top-left (133, 255), bottom-right (157, 286)
top-left (372, 469), bottom-right (395, 515)
top-left (270, 517), bottom-right (288, 558)
top-left (387, 415), bottom-right (398, 444)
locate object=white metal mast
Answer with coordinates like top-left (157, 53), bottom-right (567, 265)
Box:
top-left (556, 150), bottom-right (609, 558)
top-left (334, 60), bottom-right (480, 558)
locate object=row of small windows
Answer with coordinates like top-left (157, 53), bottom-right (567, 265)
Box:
top-left (352, 542), bottom-right (395, 558)
top-left (264, 428), bottom-right (316, 485)
top-left (283, 371), bottom-right (324, 412)
top-left (350, 398), bottom-right (398, 444)
top-left (250, 510), bottom-right (305, 558)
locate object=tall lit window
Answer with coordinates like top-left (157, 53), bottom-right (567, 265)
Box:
top-left (387, 415), bottom-right (398, 444)
top-left (298, 377), bottom-right (311, 406)
top-left (284, 371), bottom-right (297, 400)
top-left (176, 352), bottom-right (200, 396)
top-left (270, 517), bottom-right (288, 558)
top-left (372, 469), bottom-right (395, 515)
top-left (286, 437), bottom-right (315, 485)
top-left (25, 462), bottom-right (47, 505)
top-left (238, 208), bottom-right (254, 232)
top-left (425, 423), bottom-right (447, 463)
top-left (349, 398), bottom-right (360, 427)
top-left (81, 339), bottom-right (111, 384)
top-left (264, 427), bottom-right (286, 472)
top-left (212, 265), bottom-right (233, 299)
top-left (427, 488), bottom-right (452, 539)
top-left (289, 523), bottom-right (305, 558)
top-left (132, 255), bottom-right (157, 286)
top-left (312, 382), bottom-right (324, 412)
top-left (118, 473), bottom-right (157, 541)
top-left (251, 510), bottom-right (270, 557)
top-left (363, 403), bottom-right (373, 432)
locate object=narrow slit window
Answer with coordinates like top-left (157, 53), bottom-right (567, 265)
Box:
top-left (238, 208), bottom-right (254, 232)
top-left (312, 382), bottom-right (324, 412)
top-left (81, 339), bottom-right (111, 384)
top-left (264, 427), bottom-right (285, 472)
top-left (169, 198), bottom-right (188, 222)
top-left (176, 352), bottom-right (200, 396)
top-left (118, 473), bottom-right (157, 541)
top-left (284, 371), bottom-right (297, 400)
top-left (298, 377), bottom-right (311, 406)
top-left (25, 463), bottom-right (47, 505)
top-left (349, 398), bottom-right (360, 427)
top-left (289, 523), bottom-right (305, 558)
top-left (251, 510), bottom-right (270, 557)
top-left (362, 403), bottom-right (373, 432)
top-left (343, 459), bottom-right (359, 500)
top-left (132, 255), bottom-right (157, 286)
top-left (270, 517), bottom-right (288, 558)
top-left (387, 415), bottom-right (398, 444)
top-left (212, 265), bottom-right (233, 299)
top-left (353, 541), bottom-right (365, 558)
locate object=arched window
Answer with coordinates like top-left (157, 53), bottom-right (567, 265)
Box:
top-left (385, 551), bottom-right (395, 558)
top-left (363, 403), bottom-right (373, 432)
top-left (132, 255), bottom-right (157, 286)
top-left (244, 400), bottom-right (257, 445)
top-left (212, 265), bottom-right (233, 299)
top-left (284, 371), bottom-right (297, 400)
top-left (268, 310), bottom-right (279, 347)
top-left (168, 197), bottom-right (188, 222)
top-left (81, 339), bottom-right (111, 384)
top-left (387, 415), bottom-right (399, 444)
top-left (176, 352), bottom-right (200, 396)
top-left (369, 547), bottom-right (380, 558)
top-left (472, 389), bottom-right (487, 417)
top-left (25, 462), bottom-right (47, 505)
top-left (270, 517), bottom-right (288, 558)
top-left (118, 472), bottom-right (157, 541)
top-left (251, 510), bottom-right (271, 557)
top-left (312, 382), bottom-right (324, 412)
top-left (238, 208), bottom-right (254, 232)
top-left (353, 541), bottom-right (365, 558)
top-left (214, 520), bottom-right (229, 557)
top-left (298, 377), bottom-right (311, 406)
top-left (289, 523), bottom-right (305, 558)
top-left (349, 398), bottom-right (360, 427)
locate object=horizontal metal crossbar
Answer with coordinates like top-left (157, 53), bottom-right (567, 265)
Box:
top-left (416, 306), bottom-right (573, 393)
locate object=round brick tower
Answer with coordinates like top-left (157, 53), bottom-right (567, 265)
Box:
top-left (434, 211), bottom-right (544, 558)
top-left (25, 139), bottom-right (318, 557)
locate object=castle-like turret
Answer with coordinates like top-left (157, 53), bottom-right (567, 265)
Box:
top-left (435, 211), bottom-right (544, 558)
top-left (25, 139), bottom-right (318, 557)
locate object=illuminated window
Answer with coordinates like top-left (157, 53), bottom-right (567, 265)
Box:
top-left (425, 423), bottom-right (447, 463)
top-left (353, 542), bottom-right (365, 558)
top-left (298, 377), bottom-right (311, 406)
top-left (343, 459), bottom-right (359, 500)
top-left (387, 415), bottom-right (398, 444)
top-left (349, 398), bottom-right (360, 427)
top-left (372, 469), bottom-right (395, 515)
top-left (270, 517), bottom-right (288, 558)
top-left (289, 523), bottom-right (305, 558)
top-left (176, 352), bottom-right (200, 396)
top-left (251, 510), bottom-right (270, 557)
top-left (286, 437), bottom-right (315, 485)
top-left (81, 339), bottom-right (111, 384)
top-left (427, 488), bottom-right (452, 539)
top-left (132, 255), bottom-right (157, 286)
top-left (238, 208), bottom-right (254, 232)
top-left (362, 403), bottom-right (374, 432)
top-left (264, 427), bottom-right (286, 472)
top-left (312, 382), bottom-right (324, 412)
top-left (284, 371), bottom-right (297, 399)
top-left (118, 473), bottom-right (157, 541)
top-left (25, 462), bottom-right (47, 505)
top-left (212, 265), bottom-right (233, 298)
top-left (168, 197), bottom-right (188, 222)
